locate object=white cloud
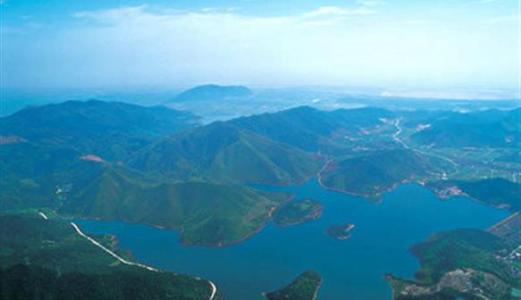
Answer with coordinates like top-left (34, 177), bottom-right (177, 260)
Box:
top-left (302, 6), bottom-right (376, 18)
top-left (2, 4), bottom-right (518, 90)
top-left (357, 0), bottom-right (386, 7)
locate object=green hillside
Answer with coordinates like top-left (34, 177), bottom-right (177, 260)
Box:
top-left (320, 149), bottom-right (448, 197)
top-left (231, 106), bottom-right (393, 152)
top-left (0, 213), bottom-right (216, 300)
top-left (62, 167), bottom-right (288, 246)
top-left (129, 122), bottom-right (321, 185)
top-left (388, 229), bottom-right (518, 300)
top-left (455, 178), bottom-right (521, 210)
top-left (0, 100), bottom-right (198, 160)
top-left (0, 101), bottom-right (297, 246)
top-left (0, 151), bottom-right (289, 246)
top-left (411, 109), bottom-right (520, 148)
top-left (0, 142), bottom-right (104, 210)
top-left (411, 229), bottom-right (511, 284)
top-left (273, 199), bottom-right (323, 227)
top-left (429, 178), bottom-right (521, 211)
top-left (265, 271), bottom-right (322, 300)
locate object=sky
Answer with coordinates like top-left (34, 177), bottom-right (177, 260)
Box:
top-left (0, 0), bottom-right (519, 96)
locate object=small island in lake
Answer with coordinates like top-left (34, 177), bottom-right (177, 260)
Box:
top-left (327, 223), bottom-right (355, 240)
top-left (273, 199), bottom-right (323, 227)
top-left (264, 270), bottom-right (322, 300)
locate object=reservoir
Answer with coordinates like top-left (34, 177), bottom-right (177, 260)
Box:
top-left (77, 180), bottom-right (508, 300)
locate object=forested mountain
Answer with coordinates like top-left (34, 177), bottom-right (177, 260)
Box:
top-left (411, 108), bottom-right (520, 148)
top-left (0, 214), bottom-right (218, 300)
top-left (171, 85), bottom-right (253, 102)
top-left (129, 121), bottom-right (321, 184)
top-left (0, 100), bottom-right (199, 160)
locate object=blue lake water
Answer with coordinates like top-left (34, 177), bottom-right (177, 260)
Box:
top-left (77, 180), bottom-right (508, 300)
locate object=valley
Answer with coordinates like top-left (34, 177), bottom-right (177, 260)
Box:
top-left (0, 98), bottom-right (519, 299)
top-left (76, 181), bottom-right (508, 300)
top-left (3, 0), bottom-right (519, 298)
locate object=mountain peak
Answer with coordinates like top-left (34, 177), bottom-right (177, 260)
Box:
top-left (171, 84), bottom-right (252, 102)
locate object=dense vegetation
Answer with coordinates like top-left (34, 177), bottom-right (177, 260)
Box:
top-left (272, 198), bottom-right (323, 227)
top-left (388, 228), bottom-right (519, 300)
top-left (0, 101), bottom-right (291, 246)
top-left (265, 271), bottom-right (322, 300)
top-left (0, 264), bottom-right (217, 300)
top-left (410, 229), bottom-right (512, 284)
top-left (63, 167), bottom-right (288, 246)
top-left (0, 214), bottom-right (216, 300)
top-left (428, 178), bottom-right (521, 211)
top-left (411, 108), bottom-right (520, 148)
top-left (321, 149), bottom-right (448, 197)
top-left (129, 121), bottom-right (321, 185)
top-left (0, 100), bottom-right (199, 160)
top-left (2, 97), bottom-right (519, 299)
top-left (1, 101), bottom-right (519, 248)
top-left (231, 106), bottom-right (394, 152)
top-left (454, 178), bottom-right (521, 210)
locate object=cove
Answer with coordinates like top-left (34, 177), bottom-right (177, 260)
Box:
top-left (77, 180), bottom-right (508, 300)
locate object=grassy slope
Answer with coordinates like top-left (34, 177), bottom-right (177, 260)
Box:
top-left (0, 101), bottom-right (295, 246)
top-left (231, 106), bottom-right (393, 152)
top-left (410, 229), bottom-right (514, 285)
top-left (0, 100), bottom-right (198, 160)
top-left (428, 178), bottom-right (521, 211)
top-left (455, 178), bottom-right (521, 210)
top-left (0, 146), bottom-right (288, 247)
top-left (265, 271), bottom-right (322, 300)
top-left (0, 143), bottom-right (104, 210)
top-left (0, 214), bottom-right (214, 300)
top-left (388, 229), bottom-right (519, 299)
top-left (63, 167), bottom-right (288, 246)
top-left (321, 149), bottom-right (447, 196)
top-left (273, 199), bottom-right (323, 227)
top-left (129, 122), bottom-right (321, 185)
top-left (411, 108), bottom-right (520, 148)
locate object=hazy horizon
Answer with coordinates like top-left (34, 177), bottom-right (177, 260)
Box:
top-left (1, 0), bottom-right (519, 98)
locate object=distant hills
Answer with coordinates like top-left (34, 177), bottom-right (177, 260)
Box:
top-left (320, 149), bottom-right (449, 197)
top-left (170, 84), bottom-right (253, 102)
top-left (1, 96), bottom-right (520, 300)
top-left (429, 178), bottom-right (521, 211)
top-left (411, 108), bottom-right (520, 148)
top-left (0, 99), bottom-right (519, 247)
top-left (230, 106), bottom-right (394, 152)
top-left (0, 100), bottom-right (199, 160)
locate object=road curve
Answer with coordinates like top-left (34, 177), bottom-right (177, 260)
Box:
top-left (70, 222), bottom-right (218, 299)
top-left (71, 222), bottom-right (158, 271)
top-left (208, 280), bottom-right (217, 300)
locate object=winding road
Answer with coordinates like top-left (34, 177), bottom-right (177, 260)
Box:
top-left (70, 222), bottom-right (218, 300)
top-left (70, 222), bottom-right (159, 272)
top-left (39, 212), bottom-right (48, 220)
top-left (392, 118), bottom-right (458, 169)
top-left (392, 119), bottom-right (410, 149)
top-left (316, 158), bottom-right (333, 186)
